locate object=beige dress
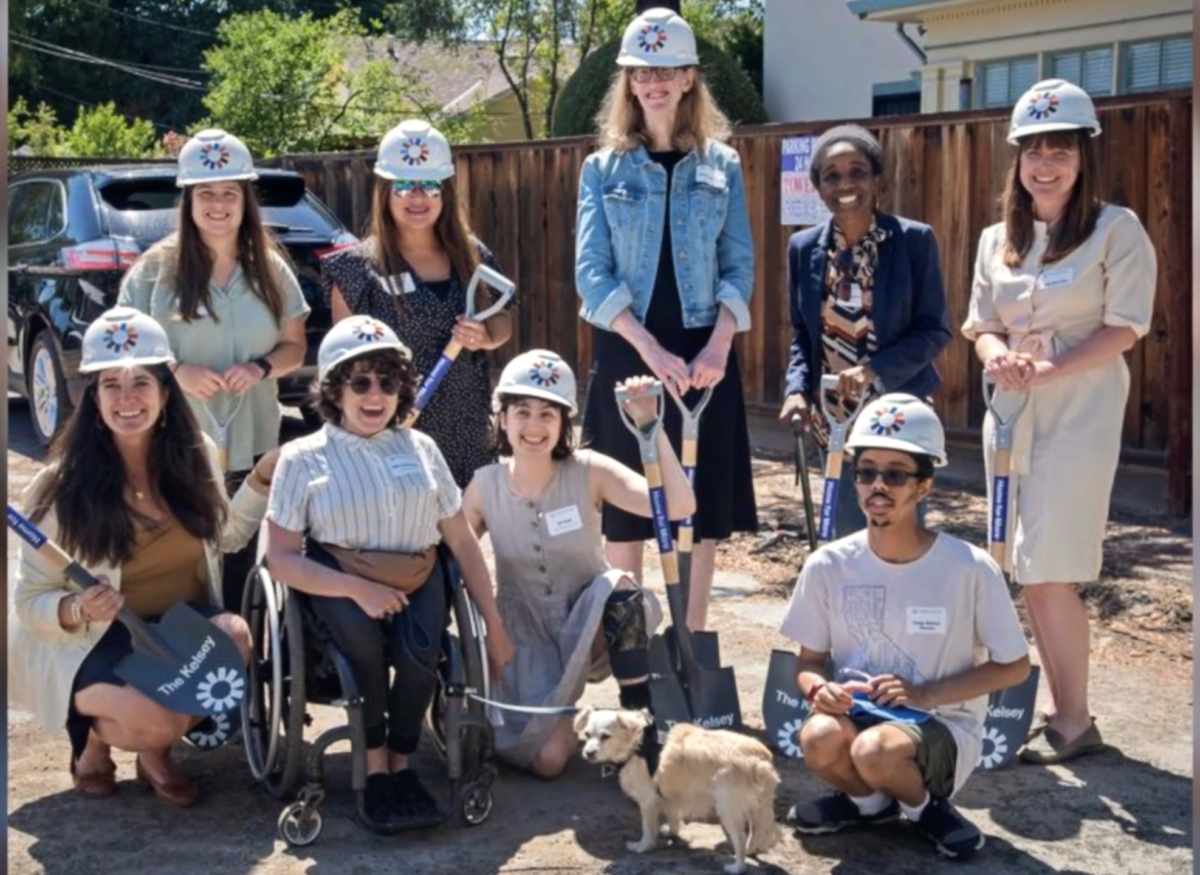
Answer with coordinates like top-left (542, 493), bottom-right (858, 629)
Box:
top-left (962, 205), bottom-right (1156, 583)
top-left (475, 451), bottom-right (662, 767)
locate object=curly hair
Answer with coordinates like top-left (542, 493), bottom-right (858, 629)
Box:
top-left (311, 350), bottom-right (417, 429)
top-left (28, 365), bottom-right (226, 566)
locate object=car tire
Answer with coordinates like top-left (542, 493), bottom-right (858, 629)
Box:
top-left (27, 332), bottom-right (73, 448)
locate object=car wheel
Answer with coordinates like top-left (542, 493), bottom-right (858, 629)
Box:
top-left (27, 332), bottom-right (73, 447)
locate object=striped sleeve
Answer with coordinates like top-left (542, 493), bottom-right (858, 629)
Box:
top-left (267, 444), bottom-right (311, 534)
top-left (422, 435), bottom-right (462, 518)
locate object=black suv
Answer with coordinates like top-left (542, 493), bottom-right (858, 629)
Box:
top-left (7, 165), bottom-right (356, 445)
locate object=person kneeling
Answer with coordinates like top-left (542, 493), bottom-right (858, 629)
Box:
top-left (778, 394), bottom-right (1029, 860)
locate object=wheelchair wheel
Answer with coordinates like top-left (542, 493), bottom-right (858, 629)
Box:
top-left (428, 574), bottom-right (491, 763)
top-left (242, 565), bottom-right (307, 799)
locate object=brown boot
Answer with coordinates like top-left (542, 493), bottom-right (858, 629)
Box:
top-left (70, 755), bottom-right (117, 796)
top-left (135, 754), bottom-right (199, 808)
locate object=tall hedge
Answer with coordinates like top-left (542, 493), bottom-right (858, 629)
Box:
top-left (551, 35), bottom-right (767, 139)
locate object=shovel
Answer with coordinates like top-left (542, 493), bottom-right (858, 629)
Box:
top-left (791, 412), bottom-right (819, 554)
top-left (816, 373), bottom-right (871, 545)
top-left (403, 265), bottom-right (516, 428)
top-left (8, 505), bottom-right (248, 718)
top-left (982, 373), bottom-right (1030, 573)
top-left (198, 392), bottom-right (247, 473)
top-left (615, 382), bottom-right (742, 735)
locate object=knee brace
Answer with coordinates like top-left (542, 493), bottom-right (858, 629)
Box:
top-left (602, 588), bottom-right (650, 681)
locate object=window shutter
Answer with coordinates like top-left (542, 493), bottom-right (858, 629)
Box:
top-left (1082, 47), bottom-right (1115, 96)
top-left (1052, 52), bottom-right (1083, 85)
top-left (1162, 36), bottom-right (1192, 86)
top-left (1011, 57), bottom-right (1039, 101)
top-left (1127, 41), bottom-right (1163, 90)
top-left (983, 62), bottom-right (1010, 107)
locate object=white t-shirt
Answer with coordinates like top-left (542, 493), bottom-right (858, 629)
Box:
top-left (778, 530), bottom-right (1029, 795)
top-left (268, 424), bottom-right (461, 552)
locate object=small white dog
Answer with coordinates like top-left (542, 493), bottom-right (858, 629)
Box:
top-left (575, 707), bottom-right (782, 874)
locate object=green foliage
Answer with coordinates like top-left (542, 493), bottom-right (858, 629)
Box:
top-left (8, 97), bottom-right (66, 155)
top-left (550, 33), bottom-right (766, 139)
top-left (200, 9), bottom-right (489, 156)
top-left (8, 97), bottom-right (159, 157)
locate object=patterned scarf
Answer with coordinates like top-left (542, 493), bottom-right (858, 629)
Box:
top-left (827, 218), bottom-right (890, 303)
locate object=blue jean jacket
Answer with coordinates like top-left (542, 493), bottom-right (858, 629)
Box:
top-left (575, 142), bottom-right (755, 332)
top-left (785, 212), bottom-right (952, 400)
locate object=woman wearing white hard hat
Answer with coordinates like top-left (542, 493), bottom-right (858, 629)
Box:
top-left (118, 128), bottom-right (311, 612)
top-left (8, 306), bottom-right (278, 807)
top-left (963, 79), bottom-right (1157, 764)
top-left (265, 315), bottom-right (510, 828)
top-left (460, 351), bottom-right (688, 777)
top-left (575, 7), bottom-right (756, 632)
top-left (321, 119), bottom-right (514, 489)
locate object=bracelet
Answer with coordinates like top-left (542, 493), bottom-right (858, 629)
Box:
top-left (69, 596), bottom-right (88, 629)
top-left (805, 681), bottom-right (825, 704)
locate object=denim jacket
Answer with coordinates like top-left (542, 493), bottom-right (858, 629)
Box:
top-left (575, 142), bottom-right (754, 332)
top-left (785, 212), bottom-right (952, 400)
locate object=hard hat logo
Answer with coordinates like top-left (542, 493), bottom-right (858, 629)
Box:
top-left (1026, 91), bottom-right (1060, 121)
top-left (529, 360), bottom-right (560, 387)
top-left (868, 406), bottom-right (906, 437)
top-left (103, 323), bottom-right (140, 354)
top-left (353, 320), bottom-right (387, 342)
top-left (638, 24), bottom-right (668, 53)
top-left (198, 143), bottom-right (232, 171)
top-left (401, 139), bottom-right (431, 167)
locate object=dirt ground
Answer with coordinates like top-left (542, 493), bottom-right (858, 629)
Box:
top-left (6, 406), bottom-right (1193, 875)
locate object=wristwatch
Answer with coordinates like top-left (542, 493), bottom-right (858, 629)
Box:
top-left (253, 356), bottom-right (273, 378)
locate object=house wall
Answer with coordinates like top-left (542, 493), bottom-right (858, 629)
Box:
top-left (912, 0), bottom-right (1192, 111)
top-left (763, 0), bottom-right (924, 122)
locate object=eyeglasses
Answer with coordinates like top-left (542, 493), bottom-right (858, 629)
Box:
top-left (391, 179), bottom-right (443, 199)
top-left (853, 467), bottom-right (922, 487)
top-left (630, 67), bottom-right (681, 83)
top-left (345, 373), bottom-right (401, 396)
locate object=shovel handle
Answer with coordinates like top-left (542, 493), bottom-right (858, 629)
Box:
top-left (404, 341), bottom-right (464, 427)
top-left (672, 389), bottom-right (710, 556)
top-left (465, 264), bottom-right (517, 322)
top-left (818, 373), bottom-right (871, 449)
top-left (989, 447), bottom-right (1013, 567)
top-left (982, 372), bottom-right (1029, 452)
top-left (198, 393), bottom-right (246, 473)
top-left (615, 380), bottom-right (666, 466)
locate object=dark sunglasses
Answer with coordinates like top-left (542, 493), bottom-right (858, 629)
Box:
top-left (344, 373), bottom-right (401, 396)
top-left (853, 467), bottom-right (922, 487)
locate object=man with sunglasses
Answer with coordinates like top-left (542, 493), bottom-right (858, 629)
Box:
top-left (777, 393), bottom-right (1029, 860)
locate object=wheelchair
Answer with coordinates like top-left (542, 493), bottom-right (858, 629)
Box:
top-left (239, 545), bottom-right (498, 846)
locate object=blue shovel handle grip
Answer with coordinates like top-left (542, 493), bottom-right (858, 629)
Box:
top-left (413, 353), bottom-right (456, 413)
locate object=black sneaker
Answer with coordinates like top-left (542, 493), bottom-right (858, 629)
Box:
top-left (389, 769), bottom-right (441, 820)
top-left (787, 791), bottom-right (901, 835)
top-left (364, 773), bottom-right (398, 828)
top-left (910, 797), bottom-right (985, 859)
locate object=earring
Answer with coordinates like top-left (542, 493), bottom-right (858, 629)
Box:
top-left (95, 413), bottom-right (107, 431)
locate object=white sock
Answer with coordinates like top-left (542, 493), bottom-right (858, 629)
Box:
top-left (849, 790), bottom-right (893, 816)
top-left (899, 791), bottom-right (931, 821)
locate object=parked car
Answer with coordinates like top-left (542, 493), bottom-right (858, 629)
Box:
top-left (7, 165), bottom-right (357, 445)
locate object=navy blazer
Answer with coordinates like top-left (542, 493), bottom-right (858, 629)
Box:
top-left (784, 212), bottom-right (953, 400)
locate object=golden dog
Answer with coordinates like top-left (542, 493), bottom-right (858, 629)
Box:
top-left (575, 707), bottom-right (782, 874)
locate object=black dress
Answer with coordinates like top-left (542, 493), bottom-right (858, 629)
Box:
top-left (321, 239), bottom-right (511, 489)
top-left (581, 150), bottom-right (757, 542)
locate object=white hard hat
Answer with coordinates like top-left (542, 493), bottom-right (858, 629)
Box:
top-left (79, 306), bottom-right (176, 374)
top-left (617, 7), bottom-right (698, 68)
top-left (493, 350), bottom-right (578, 416)
top-left (846, 394), bottom-right (947, 467)
top-left (1007, 79), bottom-right (1101, 145)
top-left (318, 316), bottom-right (411, 381)
top-left (176, 129), bottom-right (258, 187)
top-left (374, 120), bottom-right (455, 182)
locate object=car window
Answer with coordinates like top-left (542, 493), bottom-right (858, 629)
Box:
top-left (8, 182), bottom-right (63, 246)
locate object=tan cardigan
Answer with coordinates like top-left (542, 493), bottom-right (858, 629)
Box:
top-left (7, 439), bottom-right (268, 732)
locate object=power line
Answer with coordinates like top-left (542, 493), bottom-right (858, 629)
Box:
top-left (26, 82), bottom-right (180, 132)
top-left (12, 36), bottom-right (208, 91)
top-left (73, 0), bottom-right (215, 38)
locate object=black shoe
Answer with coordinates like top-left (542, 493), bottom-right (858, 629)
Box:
top-left (389, 769), bottom-right (441, 820)
top-left (364, 773), bottom-right (399, 828)
top-left (787, 792), bottom-right (901, 835)
top-left (910, 797), bottom-right (985, 859)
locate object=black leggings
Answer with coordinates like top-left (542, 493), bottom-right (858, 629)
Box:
top-left (302, 541), bottom-right (448, 754)
top-left (222, 465), bottom-right (261, 613)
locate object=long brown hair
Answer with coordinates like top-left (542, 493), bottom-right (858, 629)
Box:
top-left (597, 67), bottom-right (731, 153)
top-left (366, 177), bottom-right (481, 291)
top-left (147, 181), bottom-right (290, 324)
top-left (1001, 129), bottom-right (1102, 267)
top-left (28, 365), bottom-right (226, 567)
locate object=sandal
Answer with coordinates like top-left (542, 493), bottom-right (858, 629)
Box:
top-left (70, 755), bottom-right (117, 797)
top-left (1019, 718), bottom-right (1107, 765)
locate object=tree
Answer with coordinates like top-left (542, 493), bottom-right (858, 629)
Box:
top-left (8, 98), bottom-right (159, 157)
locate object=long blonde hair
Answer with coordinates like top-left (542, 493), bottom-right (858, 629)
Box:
top-left (596, 67), bottom-right (731, 153)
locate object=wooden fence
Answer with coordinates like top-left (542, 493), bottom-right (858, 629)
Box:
top-left (266, 89), bottom-right (1190, 518)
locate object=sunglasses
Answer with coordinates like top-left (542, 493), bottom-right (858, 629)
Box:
top-left (391, 179), bottom-right (443, 198)
top-left (344, 373), bottom-right (401, 396)
top-left (853, 467), bottom-right (922, 487)
top-left (630, 67), bottom-right (681, 83)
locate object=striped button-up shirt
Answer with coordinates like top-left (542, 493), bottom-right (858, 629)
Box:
top-left (268, 424), bottom-right (461, 551)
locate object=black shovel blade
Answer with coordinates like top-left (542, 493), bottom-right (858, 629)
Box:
top-left (762, 648), bottom-right (809, 759)
top-left (648, 633), bottom-right (674, 677)
top-left (648, 672), bottom-right (693, 738)
top-left (978, 665), bottom-right (1041, 770)
top-left (114, 603), bottom-right (248, 717)
top-left (680, 662), bottom-right (742, 732)
top-left (651, 626), bottom-right (721, 676)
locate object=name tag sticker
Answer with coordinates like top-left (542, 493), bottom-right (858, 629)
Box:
top-left (906, 606), bottom-right (947, 635)
top-left (401, 272), bottom-right (417, 293)
top-left (195, 304), bottom-right (210, 317)
top-left (386, 455), bottom-right (423, 478)
top-left (544, 505), bottom-right (583, 536)
top-left (695, 165), bottom-right (727, 189)
top-left (848, 282), bottom-right (864, 309)
top-left (1038, 267), bottom-right (1074, 290)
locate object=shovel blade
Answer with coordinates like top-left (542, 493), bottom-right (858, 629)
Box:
top-left (649, 626), bottom-right (721, 676)
top-left (691, 629), bottom-right (721, 669)
top-left (648, 673), bottom-right (693, 738)
top-left (115, 604), bottom-right (248, 718)
top-left (978, 665), bottom-right (1041, 770)
top-left (648, 633), bottom-right (674, 677)
top-left (762, 648), bottom-right (809, 759)
top-left (681, 663), bottom-right (743, 732)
